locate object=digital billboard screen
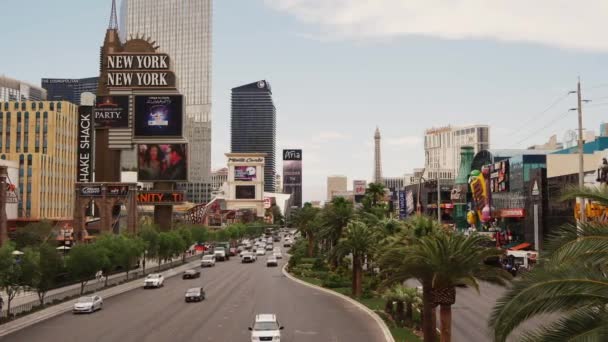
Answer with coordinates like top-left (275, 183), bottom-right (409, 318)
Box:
top-left (134, 95), bottom-right (183, 137)
top-left (137, 144), bottom-right (188, 181)
top-left (236, 185), bottom-right (256, 199)
top-left (234, 166), bottom-right (257, 181)
top-left (94, 96), bottom-right (129, 128)
top-left (283, 149), bottom-right (302, 207)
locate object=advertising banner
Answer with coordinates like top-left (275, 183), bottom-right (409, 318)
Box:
top-left (137, 144), bottom-right (188, 181)
top-left (235, 185), bottom-right (256, 199)
top-left (235, 166), bottom-right (257, 181)
top-left (398, 190), bottom-right (406, 219)
top-left (489, 160), bottom-right (509, 193)
top-left (80, 185), bottom-right (102, 197)
top-left (354, 180), bottom-right (367, 196)
top-left (77, 106), bottom-right (93, 183)
top-left (406, 190), bottom-right (414, 215)
top-left (137, 191), bottom-right (185, 205)
top-left (94, 96), bottom-right (130, 128)
top-left (469, 170), bottom-right (490, 222)
top-left (283, 149), bottom-right (302, 207)
top-left (134, 95), bottom-right (183, 138)
top-left (107, 185), bottom-right (129, 196)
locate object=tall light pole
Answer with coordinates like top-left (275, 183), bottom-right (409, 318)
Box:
top-left (437, 175), bottom-right (441, 224)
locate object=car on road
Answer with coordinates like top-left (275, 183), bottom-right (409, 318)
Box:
top-left (283, 240), bottom-right (292, 248)
top-left (266, 255), bottom-right (278, 267)
top-left (242, 252), bottom-right (256, 263)
top-left (73, 295), bottom-right (103, 314)
top-left (229, 247), bottom-right (238, 256)
top-left (249, 314), bottom-right (284, 342)
top-left (185, 287), bottom-right (206, 302)
top-left (183, 269), bottom-right (201, 279)
top-left (201, 255), bottom-right (216, 267)
top-left (273, 251), bottom-right (283, 259)
top-left (214, 247), bottom-right (228, 261)
top-left (144, 273), bottom-right (164, 288)
top-left (255, 248), bottom-right (266, 256)
top-left (265, 244), bottom-right (274, 251)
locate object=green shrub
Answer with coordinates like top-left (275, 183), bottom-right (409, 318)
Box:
top-left (312, 258), bottom-right (328, 271)
top-left (322, 272), bottom-right (350, 288)
top-left (300, 257), bottom-right (317, 265)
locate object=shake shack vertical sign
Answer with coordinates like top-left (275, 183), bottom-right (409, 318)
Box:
top-left (106, 54), bottom-right (176, 88)
top-left (77, 106), bottom-right (93, 182)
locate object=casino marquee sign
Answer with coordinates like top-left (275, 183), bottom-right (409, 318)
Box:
top-left (105, 53), bottom-right (176, 88)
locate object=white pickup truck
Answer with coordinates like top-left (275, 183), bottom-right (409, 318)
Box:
top-left (214, 247), bottom-right (227, 261)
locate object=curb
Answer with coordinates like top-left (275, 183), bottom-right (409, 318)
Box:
top-left (282, 264), bottom-right (395, 342)
top-left (0, 259), bottom-right (200, 338)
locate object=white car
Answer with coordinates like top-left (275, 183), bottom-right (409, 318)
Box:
top-left (265, 244), bottom-right (274, 251)
top-left (267, 255), bottom-right (278, 267)
top-left (201, 255), bottom-right (216, 267)
top-left (273, 251), bottom-right (283, 259)
top-left (144, 273), bottom-right (164, 288)
top-left (255, 248), bottom-right (266, 256)
top-left (249, 314), bottom-right (284, 342)
top-left (242, 252), bottom-right (257, 263)
top-left (73, 295), bottom-right (103, 314)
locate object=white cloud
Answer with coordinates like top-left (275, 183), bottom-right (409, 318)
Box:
top-left (263, 0), bottom-right (608, 51)
top-left (386, 136), bottom-right (422, 147)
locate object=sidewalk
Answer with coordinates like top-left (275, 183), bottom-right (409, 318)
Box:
top-left (0, 258), bottom-right (201, 337)
top-left (1, 253), bottom-right (202, 317)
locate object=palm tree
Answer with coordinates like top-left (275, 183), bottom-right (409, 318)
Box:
top-left (365, 182), bottom-right (386, 207)
top-left (331, 221), bottom-right (376, 297)
top-left (379, 215), bottom-right (443, 342)
top-left (404, 233), bottom-right (510, 342)
top-left (489, 220), bottom-right (608, 342)
top-left (319, 197), bottom-right (354, 265)
top-left (381, 287), bottom-right (397, 317)
top-left (291, 203), bottom-right (321, 257)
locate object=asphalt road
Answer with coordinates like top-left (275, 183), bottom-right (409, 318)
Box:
top-left (2, 248), bottom-right (385, 342)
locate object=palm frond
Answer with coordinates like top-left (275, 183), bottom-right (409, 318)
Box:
top-left (561, 185), bottom-right (608, 206)
top-left (489, 267), bottom-right (608, 342)
top-left (519, 307), bottom-right (608, 342)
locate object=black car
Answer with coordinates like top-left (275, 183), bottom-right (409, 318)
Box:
top-left (185, 287), bottom-right (205, 302)
top-left (182, 269), bottom-right (201, 279)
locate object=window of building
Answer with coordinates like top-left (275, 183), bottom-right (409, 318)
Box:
top-left (30, 102), bottom-right (35, 110)
top-left (38, 102), bottom-right (43, 110)
top-left (49, 102), bottom-right (54, 111)
top-left (3, 103), bottom-right (7, 111)
top-left (20, 102), bottom-right (25, 111)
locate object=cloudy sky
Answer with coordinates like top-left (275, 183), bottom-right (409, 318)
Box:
top-left (3, 0), bottom-right (608, 202)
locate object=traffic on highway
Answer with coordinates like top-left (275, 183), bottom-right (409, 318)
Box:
top-left (4, 229), bottom-right (385, 342)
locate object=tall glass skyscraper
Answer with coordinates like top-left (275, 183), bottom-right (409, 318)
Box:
top-left (119, 0), bottom-right (212, 182)
top-left (41, 77), bottom-right (98, 105)
top-left (231, 80), bottom-right (276, 192)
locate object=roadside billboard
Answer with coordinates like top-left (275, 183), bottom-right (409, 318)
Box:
top-left (137, 144), bottom-right (187, 181)
top-left (134, 95), bottom-right (183, 138)
top-left (283, 149), bottom-right (302, 208)
top-left (234, 166), bottom-right (258, 181)
top-left (94, 96), bottom-right (129, 128)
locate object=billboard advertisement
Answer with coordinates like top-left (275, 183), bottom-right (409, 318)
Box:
top-left (107, 185), bottom-right (129, 196)
top-left (137, 144), bottom-right (187, 181)
top-left (134, 95), bottom-right (183, 138)
top-left (283, 149), bottom-right (302, 207)
top-left (489, 160), bottom-right (509, 193)
top-left (406, 190), bottom-right (414, 215)
top-left (354, 180), bottom-right (367, 196)
top-left (236, 185), bottom-right (256, 199)
top-left (94, 96), bottom-right (130, 128)
top-left (137, 191), bottom-right (185, 205)
top-left (235, 166), bottom-right (258, 181)
top-left (77, 106), bottom-right (93, 183)
top-left (398, 191), bottom-right (406, 219)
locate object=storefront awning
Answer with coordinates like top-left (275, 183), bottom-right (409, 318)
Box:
top-left (509, 242), bottom-right (531, 251)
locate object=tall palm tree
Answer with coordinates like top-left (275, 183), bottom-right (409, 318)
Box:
top-left (366, 182), bottom-right (386, 207)
top-left (379, 216), bottom-right (510, 342)
top-left (379, 215), bottom-right (443, 342)
top-left (489, 221), bottom-right (608, 342)
top-left (319, 197), bottom-right (354, 264)
top-left (331, 220), bottom-right (376, 297)
top-left (404, 233), bottom-right (510, 342)
top-left (291, 203), bottom-right (321, 257)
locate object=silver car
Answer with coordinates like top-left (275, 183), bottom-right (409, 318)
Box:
top-left (73, 295), bottom-right (103, 314)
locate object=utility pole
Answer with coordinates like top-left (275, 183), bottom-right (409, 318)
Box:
top-left (437, 176), bottom-right (441, 224)
top-left (577, 78), bottom-right (586, 223)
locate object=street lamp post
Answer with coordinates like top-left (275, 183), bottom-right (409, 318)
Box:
top-left (0, 166), bottom-right (8, 247)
